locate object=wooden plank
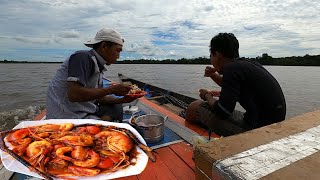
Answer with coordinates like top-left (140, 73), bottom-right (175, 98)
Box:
top-left (156, 146), bottom-right (195, 180)
top-left (33, 110), bottom-right (46, 120)
top-left (169, 142), bottom-right (195, 171)
top-left (137, 152), bottom-right (177, 180)
top-left (194, 109), bottom-right (320, 179)
top-left (261, 151), bottom-right (320, 180)
top-left (120, 143), bottom-right (197, 180)
top-left (214, 125), bottom-right (320, 179)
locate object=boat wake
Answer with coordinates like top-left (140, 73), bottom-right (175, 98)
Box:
top-left (0, 105), bottom-right (45, 131)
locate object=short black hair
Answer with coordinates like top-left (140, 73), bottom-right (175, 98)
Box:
top-left (92, 41), bottom-right (117, 50)
top-left (210, 33), bottom-right (239, 58)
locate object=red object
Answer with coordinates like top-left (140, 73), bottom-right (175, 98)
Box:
top-left (126, 91), bottom-right (148, 98)
top-left (85, 126), bottom-right (101, 135)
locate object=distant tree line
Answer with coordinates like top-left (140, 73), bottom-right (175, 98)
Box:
top-left (0, 60), bottom-right (59, 63)
top-left (117, 54), bottom-right (320, 66)
top-left (1, 54), bottom-right (320, 66)
top-left (117, 56), bottom-right (209, 64)
top-left (251, 53), bottom-right (320, 66)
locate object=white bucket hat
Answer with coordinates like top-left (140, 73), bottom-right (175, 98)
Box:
top-left (84, 27), bottom-right (124, 48)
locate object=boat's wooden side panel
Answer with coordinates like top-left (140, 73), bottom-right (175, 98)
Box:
top-left (117, 142), bottom-right (196, 180)
top-left (33, 110), bottom-right (46, 120)
top-left (138, 157), bottom-right (177, 179)
top-left (156, 146), bottom-right (195, 179)
top-left (169, 142), bottom-right (195, 171)
top-left (194, 109), bottom-right (320, 179)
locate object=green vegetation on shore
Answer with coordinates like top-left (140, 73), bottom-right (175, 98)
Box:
top-left (1, 53), bottom-right (320, 66)
top-left (117, 54), bottom-right (320, 66)
top-left (0, 60), bottom-right (60, 64)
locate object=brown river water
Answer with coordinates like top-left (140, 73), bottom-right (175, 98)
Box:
top-left (1, 63), bottom-right (320, 131)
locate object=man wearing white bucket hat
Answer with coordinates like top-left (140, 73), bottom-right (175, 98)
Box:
top-left (47, 27), bottom-right (137, 121)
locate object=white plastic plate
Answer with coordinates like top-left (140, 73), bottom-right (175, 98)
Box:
top-left (0, 119), bottom-right (148, 180)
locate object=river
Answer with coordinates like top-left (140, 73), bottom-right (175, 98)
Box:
top-left (1, 63), bottom-right (320, 130)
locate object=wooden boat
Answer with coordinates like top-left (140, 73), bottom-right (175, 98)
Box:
top-left (3, 74), bottom-right (320, 179)
top-left (118, 73), bottom-right (196, 115)
top-left (1, 74), bottom-right (219, 180)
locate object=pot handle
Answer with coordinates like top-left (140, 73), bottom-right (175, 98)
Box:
top-left (128, 111), bottom-right (145, 125)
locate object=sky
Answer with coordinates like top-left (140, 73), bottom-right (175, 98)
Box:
top-left (0, 0), bottom-right (319, 62)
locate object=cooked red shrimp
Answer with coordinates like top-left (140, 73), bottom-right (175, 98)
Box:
top-left (55, 146), bottom-right (73, 162)
top-left (94, 130), bottom-right (134, 153)
top-left (25, 140), bottom-right (53, 171)
top-left (72, 149), bottom-right (100, 168)
top-left (58, 134), bottom-right (93, 146)
top-left (71, 146), bottom-right (87, 160)
top-left (33, 123), bottom-right (73, 132)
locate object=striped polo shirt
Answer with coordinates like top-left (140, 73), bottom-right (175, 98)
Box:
top-left (46, 49), bottom-right (107, 119)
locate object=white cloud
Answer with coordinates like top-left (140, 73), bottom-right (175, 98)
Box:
top-left (0, 0), bottom-right (319, 61)
top-left (57, 30), bottom-right (80, 39)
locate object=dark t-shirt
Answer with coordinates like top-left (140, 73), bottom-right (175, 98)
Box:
top-left (213, 59), bottom-right (286, 128)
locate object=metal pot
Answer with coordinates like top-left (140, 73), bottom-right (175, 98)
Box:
top-left (133, 114), bottom-right (167, 143)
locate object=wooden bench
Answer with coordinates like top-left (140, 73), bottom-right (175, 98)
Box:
top-left (194, 109), bottom-right (320, 179)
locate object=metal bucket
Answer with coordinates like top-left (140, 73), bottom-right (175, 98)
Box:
top-left (133, 114), bottom-right (167, 143)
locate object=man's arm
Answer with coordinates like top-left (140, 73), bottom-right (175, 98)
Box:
top-left (210, 73), bottom-right (223, 87)
top-left (211, 70), bottom-right (241, 119)
top-left (204, 66), bottom-right (223, 86)
top-left (67, 82), bottom-right (131, 102)
top-left (96, 95), bottom-right (138, 105)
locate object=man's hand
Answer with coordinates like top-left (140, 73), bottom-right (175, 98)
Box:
top-left (199, 89), bottom-right (211, 100)
top-left (109, 84), bottom-right (132, 96)
top-left (210, 90), bottom-right (221, 97)
top-left (204, 66), bottom-right (223, 87)
top-left (204, 66), bottom-right (217, 77)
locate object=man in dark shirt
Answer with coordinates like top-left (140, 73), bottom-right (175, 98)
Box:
top-left (186, 33), bottom-right (286, 136)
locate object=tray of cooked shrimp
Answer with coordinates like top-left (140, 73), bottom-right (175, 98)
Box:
top-left (0, 119), bottom-right (155, 180)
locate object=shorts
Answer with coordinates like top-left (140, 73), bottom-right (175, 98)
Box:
top-left (84, 104), bottom-right (123, 122)
top-left (196, 101), bottom-right (251, 136)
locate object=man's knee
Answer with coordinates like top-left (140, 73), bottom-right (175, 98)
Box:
top-left (185, 100), bottom-right (203, 123)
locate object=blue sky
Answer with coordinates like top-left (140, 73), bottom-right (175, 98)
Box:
top-left (0, 0), bottom-right (319, 61)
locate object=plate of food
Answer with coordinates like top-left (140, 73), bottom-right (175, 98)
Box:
top-left (127, 85), bottom-right (148, 98)
top-left (0, 119), bottom-right (155, 180)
